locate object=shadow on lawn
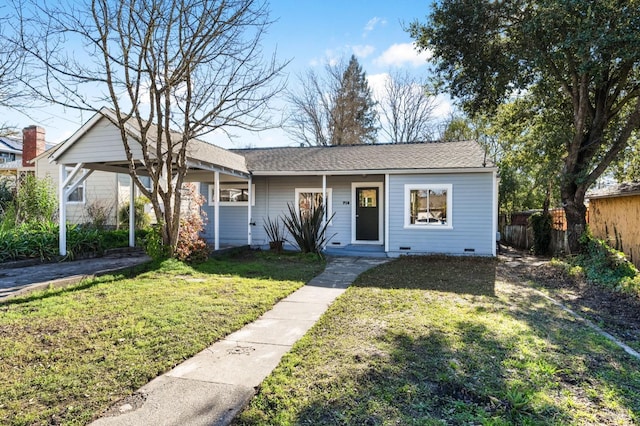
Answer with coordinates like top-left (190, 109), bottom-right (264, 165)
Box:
top-left (280, 257), bottom-right (640, 425)
top-left (352, 255), bottom-right (497, 296)
top-left (291, 323), bottom-right (569, 425)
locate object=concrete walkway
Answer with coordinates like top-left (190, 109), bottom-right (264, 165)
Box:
top-left (0, 250), bottom-right (151, 300)
top-left (91, 256), bottom-right (389, 426)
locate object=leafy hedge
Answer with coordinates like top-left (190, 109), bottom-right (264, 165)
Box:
top-left (0, 223), bottom-right (146, 263)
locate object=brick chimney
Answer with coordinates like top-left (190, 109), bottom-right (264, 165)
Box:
top-left (22, 125), bottom-right (46, 167)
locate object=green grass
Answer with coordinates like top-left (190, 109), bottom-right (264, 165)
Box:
top-left (0, 250), bottom-right (324, 425)
top-left (236, 256), bottom-right (640, 425)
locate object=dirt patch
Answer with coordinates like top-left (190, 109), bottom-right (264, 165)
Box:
top-left (497, 246), bottom-right (640, 351)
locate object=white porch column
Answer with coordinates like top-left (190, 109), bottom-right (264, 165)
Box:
top-left (214, 171), bottom-right (220, 250)
top-left (129, 175), bottom-right (136, 247)
top-left (58, 165), bottom-right (67, 256)
top-left (322, 174), bottom-right (327, 227)
top-left (385, 173), bottom-right (390, 254)
top-left (247, 176), bottom-right (252, 246)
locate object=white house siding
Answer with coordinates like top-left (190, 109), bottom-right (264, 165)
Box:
top-left (200, 175), bottom-right (384, 249)
top-left (56, 117), bottom-right (144, 164)
top-left (387, 172), bottom-right (495, 257)
top-left (36, 158), bottom-right (120, 226)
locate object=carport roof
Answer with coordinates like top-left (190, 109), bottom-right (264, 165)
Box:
top-left (48, 107), bottom-right (249, 176)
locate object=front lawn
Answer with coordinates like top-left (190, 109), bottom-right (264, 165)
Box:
top-left (236, 256), bottom-right (640, 425)
top-left (0, 251), bottom-right (324, 425)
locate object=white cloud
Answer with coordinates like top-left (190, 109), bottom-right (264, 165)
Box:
top-left (363, 17), bottom-right (387, 36)
top-left (374, 42), bottom-right (432, 68)
top-left (367, 72), bottom-right (390, 101)
top-left (352, 44), bottom-right (375, 58)
top-left (432, 94), bottom-right (454, 120)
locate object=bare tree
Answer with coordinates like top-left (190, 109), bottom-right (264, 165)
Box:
top-left (0, 9), bottom-right (29, 136)
top-left (286, 55), bottom-right (377, 146)
top-left (377, 71), bottom-right (437, 143)
top-left (285, 64), bottom-right (342, 146)
top-left (15, 0), bottom-right (286, 256)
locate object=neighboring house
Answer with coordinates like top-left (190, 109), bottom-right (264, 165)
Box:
top-left (0, 126), bottom-right (57, 176)
top-left (47, 108), bottom-right (499, 257)
top-left (587, 182), bottom-right (640, 268)
top-left (0, 135), bottom-right (23, 168)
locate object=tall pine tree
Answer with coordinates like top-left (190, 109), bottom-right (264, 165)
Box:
top-left (330, 55), bottom-right (377, 145)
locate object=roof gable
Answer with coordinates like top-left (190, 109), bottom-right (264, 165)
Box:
top-left (49, 107), bottom-right (248, 175)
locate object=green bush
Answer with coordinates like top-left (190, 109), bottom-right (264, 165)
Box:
top-left (282, 203), bottom-right (335, 256)
top-left (0, 177), bottom-right (15, 218)
top-left (529, 212), bottom-right (551, 256)
top-left (118, 196), bottom-right (151, 230)
top-left (14, 174), bottom-right (57, 225)
top-left (142, 224), bottom-right (169, 261)
top-left (0, 221), bottom-right (154, 262)
top-left (569, 233), bottom-right (640, 297)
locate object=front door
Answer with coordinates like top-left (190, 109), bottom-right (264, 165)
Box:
top-left (356, 187), bottom-right (379, 241)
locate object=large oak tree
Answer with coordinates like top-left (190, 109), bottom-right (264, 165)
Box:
top-left (410, 0), bottom-right (640, 253)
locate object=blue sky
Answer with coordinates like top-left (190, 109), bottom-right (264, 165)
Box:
top-left (6, 0), bottom-right (449, 148)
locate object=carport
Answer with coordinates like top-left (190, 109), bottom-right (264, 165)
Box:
top-left (47, 108), bottom-right (252, 256)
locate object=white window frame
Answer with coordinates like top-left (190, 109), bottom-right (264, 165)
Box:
top-left (295, 188), bottom-right (333, 225)
top-left (404, 184), bottom-right (452, 229)
top-left (65, 167), bottom-right (85, 204)
top-left (208, 183), bottom-right (255, 206)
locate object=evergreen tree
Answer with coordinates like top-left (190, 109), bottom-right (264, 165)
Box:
top-left (330, 55), bottom-right (377, 145)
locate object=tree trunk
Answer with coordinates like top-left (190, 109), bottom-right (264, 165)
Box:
top-left (563, 197), bottom-right (587, 254)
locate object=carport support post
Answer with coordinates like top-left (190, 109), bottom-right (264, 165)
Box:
top-left (129, 175), bottom-right (135, 247)
top-left (214, 171), bottom-right (220, 250)
top-left (247, 176), bottom-right (252, 246)
top-left (58, 165), bottom-right (67, 256)
top-left (322, 174), bottom-right (327, 227)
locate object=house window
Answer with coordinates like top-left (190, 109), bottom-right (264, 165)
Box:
top-left (404, 184), bottom-right (452, 228)
top-left (295, 188), bottom-right (332, 220)
top-left (66, 167), bottom-right (85, 204)
top-left (208, 183), bottom-right (255, 206)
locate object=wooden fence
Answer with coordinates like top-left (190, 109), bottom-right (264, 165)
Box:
top-left (501, 208), bottom-right (570, 255)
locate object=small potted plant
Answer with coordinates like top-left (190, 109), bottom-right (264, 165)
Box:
top-left (263, 216), bottom-right (285, 252)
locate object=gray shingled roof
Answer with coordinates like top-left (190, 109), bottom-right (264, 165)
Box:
top-left (233, 140), bottom-right (492, 173)
top-left (587, 181), bottom-right (640, 199)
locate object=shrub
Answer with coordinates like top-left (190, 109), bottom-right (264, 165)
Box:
top-left (0, 176), bottom-right (15, 218)
top-left (529, 212), bottom-right (552, 255)
top-left (86, 199), bottom-right (114, 230)
top-left (282, 203), bottom-right (335, 255)
top-left (569, 233), bottom-right (640, 297)
top-left (263, 216), bottom-right (285, 252)
top-left (174, 185), bottom-right (209, 263)
top-left (0, 221), bottom-right (109, 262)
top-left (118, 196), bottom-right (151, 230)
top-left (14, 174), bottom-right (57, 225)
top-left (143, 224), bottom-right (169, 261)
